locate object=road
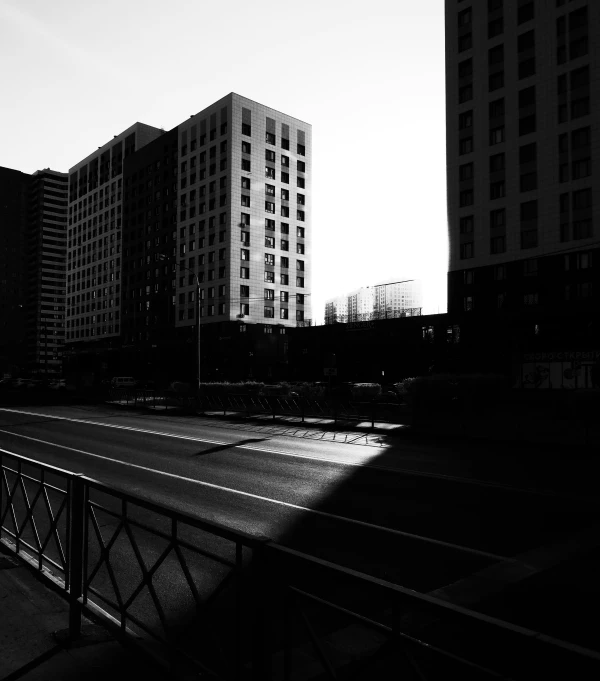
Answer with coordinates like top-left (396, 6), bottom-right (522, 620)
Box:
top-left (1, 403), bottom-right (599, 671)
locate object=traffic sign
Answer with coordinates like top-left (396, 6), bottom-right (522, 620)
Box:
top-left (324, 368), bottom-right (337, 376)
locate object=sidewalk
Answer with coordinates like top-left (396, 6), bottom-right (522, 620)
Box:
top-left (0, 549), bottom-right (168, 681)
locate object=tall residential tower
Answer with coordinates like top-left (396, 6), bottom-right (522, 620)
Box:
top-left (446, 1), bottom-right (598, 334)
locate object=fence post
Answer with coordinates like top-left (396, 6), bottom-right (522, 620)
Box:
top-left (68, 474), bottom-right (86, 641)
top-left (251, 541), bottom-right (272, 681)
top-left (300, 398), bottom-right (305, 424)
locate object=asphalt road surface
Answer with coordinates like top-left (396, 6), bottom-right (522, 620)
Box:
top-left (1, 403), bottom-right (599, 671)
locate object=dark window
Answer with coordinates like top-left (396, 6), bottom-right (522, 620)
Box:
top-left (460, 242), bottom-right (474, 259)
top-left (490, 208), bottom-right (505, 229)
top-left (458, 59), bottom-right (473, 78)
top-left (518, 86), bottom-right (535, 109)
top-left (520, 200), bottom-right (538, 221)
top-left (460, 189), bottom-right (474, 207)
top-left (488, 45), bottom-right (504, 66)
top-left (489, 72), bottom-right (505, 91)
top-left (459, 137), bottom-right (473, 155)
top-left (459, 33), bottom-right (472, 52)
top-left (520, 172), bottom-right (537, 192)
top-left (517, 30), bottom-right (535, 53)
top-left (459, 110), bottom-right (473, 130)
top-left (488, 18), bottom-right (503, 38)
top-left (519, 115), bottom-right (536, 136)
top-left (459, 85), bottom-right (473, 103)
top-left (519, 143), bottom-right (536, 164)
top-left (459, 163), bottom-right (474, 181)
top-left (266, 132), bottom-right (276, 145)
top-left (571, 127), bottom-right (591, 150)
top-left (458, 8), bottom-right (472, 27)
top-left (490, 153), bottom-right (505, 172)
top-left (490, 235), bottom-right (506, 254)
top-left (489, 98), bottom-right (505, 119)
top-left (460, 216), bottom-right (474, 234)
top-left (490, 181), bottom-right (505, 200)
top-left (573, 188), bottom-right (592, 210)
top-left (517, 2), bottom-right (534, 24)
top-left (242, 123), bottom-right (251, 136)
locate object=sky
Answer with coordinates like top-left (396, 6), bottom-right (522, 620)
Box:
top-left (0, 0), bottom-right (448, 322)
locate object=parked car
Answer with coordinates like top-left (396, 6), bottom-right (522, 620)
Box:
top-left (49, 379), bottom-right (66, 390)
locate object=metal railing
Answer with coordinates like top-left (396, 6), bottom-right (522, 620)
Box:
top-left (106, 388), bottom-right (411, 427)
top-left (2, 449), bottom-right (600, 679)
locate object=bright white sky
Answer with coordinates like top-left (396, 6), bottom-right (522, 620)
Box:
top-left (0, 0), bottom-right (448, 322)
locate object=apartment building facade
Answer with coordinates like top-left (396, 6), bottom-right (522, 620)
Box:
top-left (64, 95), bottom-right (311, 382)
top-left (446, 0), bottom-right (599, 339)
top-left (26, 169), bottom-right (68, 374)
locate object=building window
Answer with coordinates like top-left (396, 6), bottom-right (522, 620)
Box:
top-left (281, 256), bottom-right (289, 268)
top-left (491, 207), bottom-right (506, 228)
top-left (297, 144), bottom-right (305, 156)
top-left (281, 291), bottom-right (289, 302)
top-left (297, 226), bottom-right (305, 238)
top-left (490, 235), bottom-right (506, 254)
top-left (265, 253), bottom-right (275, 265)
top-left (241, 195), bottom-right (250, 207)
top-left (459, 216), bottom-right (474, 234)
top-left (523, 258), bottom-right (538, 277)
top-left (573, 188), bottom-right (592, 210)
top-left (242, 141), bottom-right (251, 154)
top-left (280, 308), bottom-right (288, 320)
top-left (264, 288), bottom-right (275, 300)
top-left (281, 239), bottom-right (289, 251)
top-left (489, 72), bottom-right (504, 92)
top-left (265, 149), bottom-right (276, 163)
top-left (241, 159), bottom-right (251, 172)
top-left (463, 296), bottom-right (474, 312)
top-left (297, 243), bottom-right (305, 255)
top-left (459, 137), bottom-right (473, 155)
top-left (265, 201), bottom-right (275, 213)
top-left (265, 236), bottom-right (275, 248)
top-left (296, 310), bottom-right (304, 322)
top-left (281, 273), bottom-right (289, 285)
top-left (265, 184), bottom-right (275, 196)
top-left (459, 163), bottom-right (474, 181)
top-left (297, 210), bottom-right (305, 221)
top-left (266, 167), bottom-right (276, 179)
top-left (240, 285), bottom-right (249, 297)
top-left (459, 85), bottom-right (473, 103)
top-left (489, 127), bottom-right (504, 145)
top-left (241, 231), bottom-right (250, 246)
top-left (523, 292), bottom-right (538, 306)
top-left (265, 218), bottom-right (275, 231)
top-left (240, 303), bottom-right (249, 315)
top-left (281, 172), bottom-right (289, 184)
top-left (240, 267), bottom-right (249, 279)
top-left (460, 242), bottom-right (474, 259)
top-left (265, 271), bottom-right (275, 283)
top-left (296, 277), bottom-right (304, 288)
top-left (490, 181), bottom-right (505, 200)
top-left (242, 123), bottom-right (251, 136)
top-left (460, 189), bottom-right (474, 207)
top-left (489, 153), bottom-right (505, 172)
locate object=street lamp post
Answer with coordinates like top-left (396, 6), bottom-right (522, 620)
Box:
top-left (159, 255), bottom-right (201, 394)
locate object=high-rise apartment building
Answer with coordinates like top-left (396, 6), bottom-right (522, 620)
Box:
top-left (65, 94), bottom-right (311, 380)
top-left (446, 1), bottom-right (599, 330)
top-left (26, 170), bottom-right (68, 374)
top-left (0, 166), bottom-right (68, 376)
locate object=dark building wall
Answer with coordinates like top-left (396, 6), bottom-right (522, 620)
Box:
top-left (122, 127), bottom-right (178, 359)
top-left (0, 166), bottom-right (30, 373)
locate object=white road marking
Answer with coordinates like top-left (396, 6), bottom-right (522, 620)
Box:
top-left (0, 435), bottom-right (509, 562)
top-left (0, 407), bottom-right (571, 498)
